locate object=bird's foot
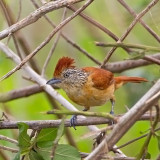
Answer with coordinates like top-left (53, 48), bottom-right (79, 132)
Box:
top-left (110, 110), bottom-right (114, 115)
top-left (93, 131), bottom-right (106, 148)
top-left (70, 115), bottom-right (77, 130)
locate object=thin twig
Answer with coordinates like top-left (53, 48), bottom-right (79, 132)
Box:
top-left (16, 0), bottom-right (22, 22)
top-left (0, 135), bottom-right (18, 144)
top-left (96, 42), bottom-right (160, 52)
top-left (0, 0), bottom-right (94, 82)
top-left (104, 53), bottom-right (160, 73)
top-left (1, 0), bottom-right (40, 73)
top-left (80, 152), bottom-right (149, 160)
top-left (41, 8), bottom-right (67, 76)
top-left (0, 145), bottom-right (18, 153)
top-left (68, 6), bottom-right (119, 42)
top-left (47, 109), bottom-right (114, 119)
top-left (31, 0), bottom-right (101, 65)
top-left (143, 55), bottom-right (160, 65)
top-left (100, 0), bottom-right (159, 68)
top-left (85, 78), bottom-right (160, 159)
top-left (136, 105), bottom-right (160, 160)
top-left (116, 126), bottom-right (160, 150)
top-left (0, 0), bottom-right (22, 60)
top-left (118, 0), bottom-right (160, 43)
top-left (0, 0), bottom-right (85, 40)
top-left (96, 41), bottom-right (160, 65)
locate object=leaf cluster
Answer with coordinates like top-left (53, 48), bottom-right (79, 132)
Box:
top-left (14, 123), bottom-right (81, 160)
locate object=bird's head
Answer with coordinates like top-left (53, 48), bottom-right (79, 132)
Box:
top-left (46, 57), bottom-right (88, 89)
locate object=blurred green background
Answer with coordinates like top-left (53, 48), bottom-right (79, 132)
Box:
top-left (0, 0), bottom-right (160, 159)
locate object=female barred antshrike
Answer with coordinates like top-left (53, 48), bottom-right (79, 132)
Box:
top-left (47, 57), bottom-right (148, 128)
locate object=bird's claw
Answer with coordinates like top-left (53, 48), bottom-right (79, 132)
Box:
top-left (110, 110), bottom-right (114, 115)
top-left (70, 115), bottom-right (77, 130)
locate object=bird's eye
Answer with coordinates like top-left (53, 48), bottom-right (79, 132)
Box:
top-left (63, 72), bottom-right (70, 78)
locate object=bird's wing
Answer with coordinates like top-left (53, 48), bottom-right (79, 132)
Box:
top-left (82, 67), bottom-right (114, 90)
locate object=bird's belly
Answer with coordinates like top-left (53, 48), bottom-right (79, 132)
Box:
top-left (66, 84), bottom-right (115, 107)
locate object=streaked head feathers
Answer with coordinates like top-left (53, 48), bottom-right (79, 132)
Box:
top-left (54, 57), bottom-right (75, 77)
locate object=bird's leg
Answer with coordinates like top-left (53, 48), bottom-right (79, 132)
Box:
top-left (70, 107), bottom-right (89, 130)
top-left (109, 98), bottom-right (115, 126)
top-left (110, 98), bottom-right (115, 115)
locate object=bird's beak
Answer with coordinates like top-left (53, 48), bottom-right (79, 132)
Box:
top-left (46, 78), bottom-right (61, 85)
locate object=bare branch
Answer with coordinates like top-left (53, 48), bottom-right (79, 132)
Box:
top-left (0, 85), bottom-right (43, 102)
top-left (0, 112), bottom-right (158, 129)
top-left (0, 53), bottom-right (159, 103)
top-left (96, 42), bottom-right (160, 53)
top-left (68, 6), bottom-right (119, 41)
top-left (96, 42), bottom-right (160, 65)
top-left (31, 0), bottom-right (101, 65)
top-left (0, 0), bottom-right (40, 73)
top-left (80, 152), bottom-right (149, 160)
top-left (0, 112), bottom-right (158, 130)
top-left (105, 53), bottom-right (160, 73)
top-left (0, 118), bottom-right (111, 129)
top-left (0, 145), bottom-right (18, 153)
top-left (0, 35), bottom-right (102, 133)
top-left (0, 135), bottom-right (18, 144)
top-left (0, 0), bottom-right (22, 59)
top-left (0, 0), bottom-right (85, 40)
top-left (41, 8), bottom-right (67, 76)
top-left (101, 0), bottom-right (159, 67)
top-left (0, 0), bottom-right (94, 82)
top-left (85, 78), bottom-right (160, 159)
top-left (118, 0), bottom-right (160, 43)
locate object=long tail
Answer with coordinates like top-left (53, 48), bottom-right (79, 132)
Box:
top-left (114, 76), bottom-right (148, 89)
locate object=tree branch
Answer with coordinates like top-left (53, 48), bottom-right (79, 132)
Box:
top-left (0, 0), bottom-right (85, 40)
top-left (0, 0), bottom-right (94, 82)
top-left (0, 145), bottom-right (18, 153)
top-left (0, 53), bottom-right (159, 103)
top-left (0, 33), bottom-right (105, 138)
top-left (100, 0), bottom-right (159, 67)
top-left (30, 0), bottom-right (101, 66)
top-left (85, 78), bottom-right (160, 160)
top-left (117, 0), bottom-right (160, 43)
top-left (0, 113), bottom-right (158, 129)
top-left (105, 53), bottom-right (160, 73)
top-left (0, 135), bottom-right (18, 144)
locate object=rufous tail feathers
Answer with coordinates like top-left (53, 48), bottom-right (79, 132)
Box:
top-left (114, 76), bottom-right (148, 89)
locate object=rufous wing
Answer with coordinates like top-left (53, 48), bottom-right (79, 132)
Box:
top-left (83, 67), bottom-right (114, 90)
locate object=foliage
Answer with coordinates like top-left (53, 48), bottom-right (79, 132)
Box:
top-left (14, 123), bottom-right (80, 160)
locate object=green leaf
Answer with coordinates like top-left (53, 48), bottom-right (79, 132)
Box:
top-left (144, 152), bottom-right (151, 159)
top-left (17, 122), bottom-right (31, 155)
top-left (54, 144), bottom-right (81, 160)
top-left (13, 152), bottom-right (20, 160)
top-left (29, 150), bottom-right (45, 160)
top-left (36, 128), bottom-right (58, 148)
top-left (36, 148), bottom-right (52, 160)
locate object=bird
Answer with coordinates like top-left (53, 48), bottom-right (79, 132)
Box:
top-left (46, 57), bottom-right (148, 129)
